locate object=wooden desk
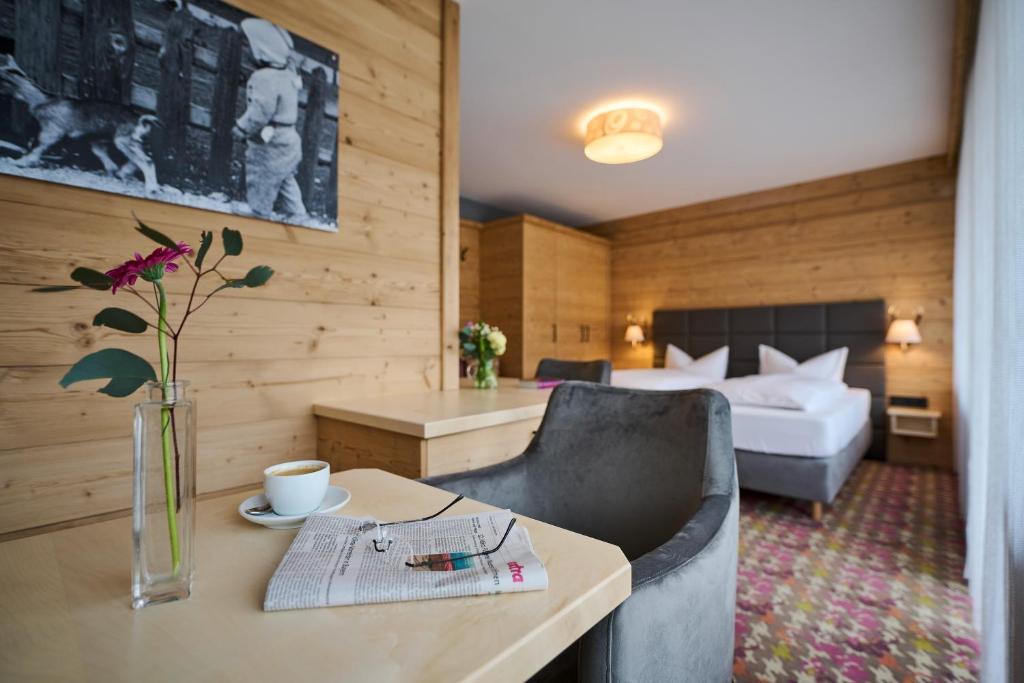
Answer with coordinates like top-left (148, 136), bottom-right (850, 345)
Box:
top-left (0, 469), bottom-right (631, 682)
top-left (314, 382), bottom-right (552, 478)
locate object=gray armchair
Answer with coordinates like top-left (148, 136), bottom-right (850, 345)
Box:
top-left (534, 358), bottom-right (612, 384)
top-left (422, 382), bottom-right (738, 682)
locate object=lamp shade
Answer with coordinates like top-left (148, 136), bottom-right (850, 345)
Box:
top-left (584, 107), bottom-right (663, 164)
top-left (886, 319), bottom-right (922, 346)
top-left (624, 323), bottom-right (646, 345)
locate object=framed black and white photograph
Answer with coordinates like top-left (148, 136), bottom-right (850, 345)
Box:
top-left (0, 0), bottom-right (340, 232)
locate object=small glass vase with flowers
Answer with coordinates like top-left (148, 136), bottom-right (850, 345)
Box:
top-left (459, 322), bottom-right (507, 389)
top-left (34, 218), bottom-right (273, 608)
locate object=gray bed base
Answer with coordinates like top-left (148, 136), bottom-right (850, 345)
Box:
top-left (734, 420), bottom-right (872, 505)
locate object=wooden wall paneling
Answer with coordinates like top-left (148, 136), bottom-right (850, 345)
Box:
top-left (0, 416), bottom-right (315, 536)
top-left (440, 0), bottom-right (460, 390)
top-left (459, 219), bottom-right (482, 324)
top-left (0, 184), bottom-right (440, 265)
top-left (591, 157), bottom-right (955, 468)
top-left (3, 356), bottom-right (440, 453)
top-left (0, 0), bottom-right (449, 538)
top-left (0, 291), bottom-right (440, 366)
top-left (589, 156), bottom-right (952, 240)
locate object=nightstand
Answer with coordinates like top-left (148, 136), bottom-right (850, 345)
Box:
top-left (887, 406), bottom-right (943, 466)
top-left (887, 406), bottom-right (941, 438)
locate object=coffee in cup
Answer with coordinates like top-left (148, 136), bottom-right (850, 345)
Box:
top-left (263, 460), bottom-right (330, 516)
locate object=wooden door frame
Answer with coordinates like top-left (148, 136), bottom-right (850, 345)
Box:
top-left (440, 0), bottom-right (461, 390)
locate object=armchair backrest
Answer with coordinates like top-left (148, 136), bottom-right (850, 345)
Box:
top-left (534, 358), bottom-right (612, 384)
top-left (514, 382), bottom-right (734, 560)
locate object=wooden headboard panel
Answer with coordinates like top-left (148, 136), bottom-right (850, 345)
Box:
top-left (652, 300), bottom-right (887, 459)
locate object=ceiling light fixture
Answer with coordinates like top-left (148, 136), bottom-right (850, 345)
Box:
top-left (584, 106), bottom-right (663, 164)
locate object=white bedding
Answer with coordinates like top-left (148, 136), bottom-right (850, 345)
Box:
top-left (610, 368), bottom-right (871, 457)
top-left (710, 374), bottom-right (848, 412)
top-left (611, 368), bottom-right (713, 391)
top-left (730, 388), bottom-right (871, 458)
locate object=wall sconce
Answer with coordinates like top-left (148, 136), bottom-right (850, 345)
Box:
top-left (624, 314), bottom-right (647, 347)
top-left (886, 306), bottom-right (924, 351)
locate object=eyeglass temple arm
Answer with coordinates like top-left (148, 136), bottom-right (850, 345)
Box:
top-left (404, 518), bottom-right (517, 568)
top-left (380, 494), bottom-right (465, 527)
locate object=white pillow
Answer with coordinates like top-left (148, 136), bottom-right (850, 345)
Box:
top-left (664, 344), bottom-right (729, 380)
top-left (712, 374), bottom-right (848, 412)
top-left (758, 344), bottom-right (849, 382)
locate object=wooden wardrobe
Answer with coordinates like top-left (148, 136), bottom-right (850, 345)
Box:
top-left (479, 214), bottom-right (611, 379)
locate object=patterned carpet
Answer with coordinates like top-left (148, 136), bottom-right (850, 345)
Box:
top-left (734, 461), bottom-right (980, 682)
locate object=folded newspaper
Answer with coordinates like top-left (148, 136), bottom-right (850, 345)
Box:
top-left (264, 509), bottom-right (549, 611)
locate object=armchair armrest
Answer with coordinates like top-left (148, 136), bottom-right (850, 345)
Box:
top-left (579, 488), bottom-right (739, 682)
top-left (630, 492), bottom-right (734, 589)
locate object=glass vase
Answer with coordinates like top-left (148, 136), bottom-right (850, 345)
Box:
top-left (467, 358), bottom-right (498, 389)
top-left (132, 380), bottom-right (196, 609)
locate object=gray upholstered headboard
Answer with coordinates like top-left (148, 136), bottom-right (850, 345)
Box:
top-left (652, 300), bottom-right (887, 459)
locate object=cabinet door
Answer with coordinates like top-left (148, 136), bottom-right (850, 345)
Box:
top-left (555, 231), bottom-right (589, 361)
top-left (480, 222), bottom-right (525, 378)
top-left (579, 239), bottom-right (611, 361)
top-left (522, 224), bottom-right (558, 377)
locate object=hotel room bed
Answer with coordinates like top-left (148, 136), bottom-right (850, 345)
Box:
top-left (638, 300), bottom-right (887, 518)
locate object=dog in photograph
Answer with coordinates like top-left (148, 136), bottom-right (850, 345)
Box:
top-left (0, 54), bottom-right (161, 194)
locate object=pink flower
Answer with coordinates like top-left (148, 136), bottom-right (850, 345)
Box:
top-left (106, 242), bottom-right (193, 294)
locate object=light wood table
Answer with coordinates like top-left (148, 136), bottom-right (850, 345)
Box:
top-left (315, 380), bottom-right (552, 478)
top-left (0, 468), bottom-right (630, 682)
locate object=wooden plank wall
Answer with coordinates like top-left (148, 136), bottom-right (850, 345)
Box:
top-left (589, 156), bottom-right (955, 468)
top-left (0, 0), bottom-right (448, 537)
top-left (459, 219), bottom-right (482, 324)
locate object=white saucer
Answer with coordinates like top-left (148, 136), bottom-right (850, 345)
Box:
top-left (238, 486), bottom-right (351, 529)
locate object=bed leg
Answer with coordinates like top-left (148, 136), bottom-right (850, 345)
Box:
top-left (811, 501), bottom-right (824, 522)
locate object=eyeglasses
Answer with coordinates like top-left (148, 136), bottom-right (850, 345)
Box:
top-left (362, 494), bottom-right (518, 569)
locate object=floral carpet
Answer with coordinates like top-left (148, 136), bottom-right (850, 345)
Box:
top-left (734, 461), bottom-right (980, 682)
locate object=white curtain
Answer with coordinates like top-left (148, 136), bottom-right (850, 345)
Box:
top-left (953, 0), bottom-right (1024, 679)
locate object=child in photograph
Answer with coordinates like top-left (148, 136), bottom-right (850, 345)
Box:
top-left (232, 18), bottom-right (308, 220)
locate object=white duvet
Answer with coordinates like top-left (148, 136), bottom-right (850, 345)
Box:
top-left (610, 368), bottom-right (714, 391)
top-left (730, 388), bottom-right (871, 457)
top-left (609, 369), bottom-right (868, 457)
top-left (708, 374), bottom-right (848, 412)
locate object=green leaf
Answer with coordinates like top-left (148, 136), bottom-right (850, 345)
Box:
top-left (59, 349), bottom-right (157, 398)
top-left (70, 267), bottom-right (113, 291)
top-left (222, 227), bottom-right (243, 256)
top-left (32, 285), bottom-right (82, 292)
top-left (194, 230), bottom-right (213, 269)
top-left (208, 280), bottom-right (244, 296)
top-left (134, 218), bottom-right (179, 249)
top-left (93, 307), bottom-right (149, 334)
top-left (241, 265), bottom-right (274, 287)
top-left (100, 376), bottom-right (151, 398)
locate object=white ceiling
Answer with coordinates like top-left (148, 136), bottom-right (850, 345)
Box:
top-left (459, 0), bottom-right (954, 226)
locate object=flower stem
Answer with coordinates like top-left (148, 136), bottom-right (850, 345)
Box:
top-left (155, 280), bottom-right (181, 573)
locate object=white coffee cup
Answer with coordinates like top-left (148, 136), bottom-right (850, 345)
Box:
top-left (263, 460), bottom-right (330, 516)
